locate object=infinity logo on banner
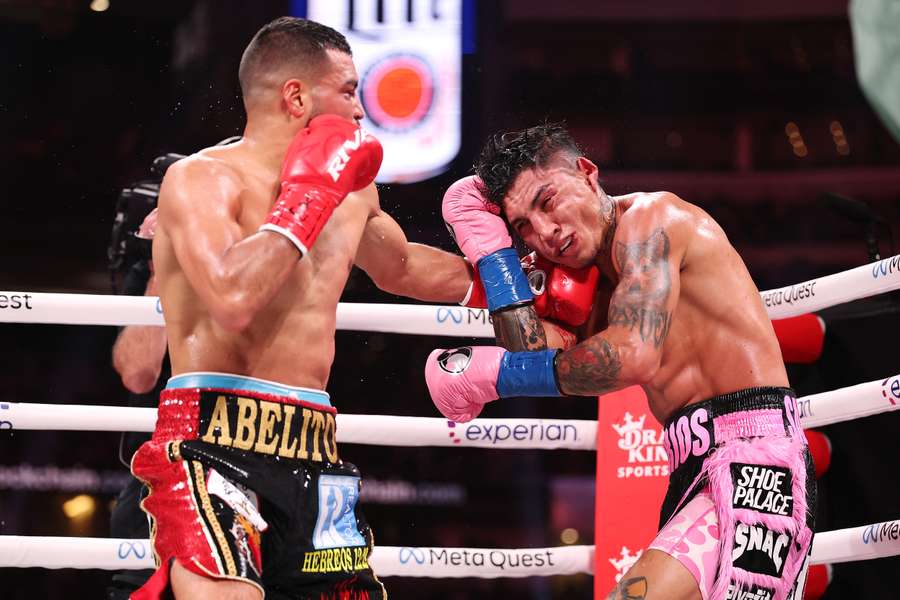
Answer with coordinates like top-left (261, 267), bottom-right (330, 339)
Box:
top-left (436, 308), bottom-right (463, 324)
top-left (399, 547), bottom-right (426, 565)
top-left (117, 541), bottom-right (147, 560)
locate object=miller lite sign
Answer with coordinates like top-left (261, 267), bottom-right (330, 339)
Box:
top-left (306, 0), bottom-right (463, 183)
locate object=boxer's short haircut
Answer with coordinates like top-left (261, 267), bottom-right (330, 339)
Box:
top-left (475, 122), bottom-right (584, 211)
top-left (239, 17), bottom-right (352, 100)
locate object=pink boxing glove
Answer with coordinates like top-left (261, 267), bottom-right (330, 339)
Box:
top-left (442, 176), bottom-right (511, 264)
top-left (424, 346), bottom-right (504, 423)
top-left (443, 176), bottom-right (533, 313)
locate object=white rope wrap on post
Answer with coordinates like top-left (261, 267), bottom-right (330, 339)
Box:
top-left (0, 536), bottom-right (592, 576)
top-left (760, 254), bottom-right (900, 319)
top-left (810, 519), bottom-right (900, 565)
top-left (3, 373), bottom-right (898, 446)
top-left (1, 519), bottom-right (896, 572)
top-left (0, 294), bottom-right (494, 338)
top-left (1, 253), bottom-right (899, 329)
top-left (0, 402), bottom-right (597, 450)
top-left (799, 374), bottom-right (900, 428)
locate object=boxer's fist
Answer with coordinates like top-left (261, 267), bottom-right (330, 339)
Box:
top-left (443, 177), bottom-right (532, 313)
top-left (462, 252), bottom-right (599, 327)
top-left (521, 252), bottom-right (600, 327)
top-left (425, 346), bottom-right (562, 422)
top-left (425, 346), bottom-right (504, 423)
top-left (261, 115), bottom-right (383, 255)
top-left (442, 176), bottom-right (510, 264)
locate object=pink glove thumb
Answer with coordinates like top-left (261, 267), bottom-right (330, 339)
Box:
top-left (424, 346), bottom-right (505, 423)
top-left (441, 176), bottom-right (512, 264)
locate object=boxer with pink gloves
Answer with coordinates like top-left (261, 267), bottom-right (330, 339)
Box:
top-left (426, 122), bottom-right (815, 600)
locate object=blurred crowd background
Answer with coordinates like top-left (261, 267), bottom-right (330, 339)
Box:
top-left (1, 0), bottom-right (899, 598)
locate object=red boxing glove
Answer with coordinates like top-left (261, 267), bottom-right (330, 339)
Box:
top-left (462, 253), bottom-right (599, 327)
top-left (460, 261), bottom-right (488, 308)
top-left (772, 313), bottom-right (825, 364)
top-left (260, 115), bottom-right (383, 255)
top-left (804, 429), bottom-right (832, 479)
top-left (521, 252), bottom-right (599, 327)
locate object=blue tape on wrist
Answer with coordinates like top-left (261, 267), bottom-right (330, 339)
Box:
top-left (476, 248), bottom-right (533, 313)
top-left (495, 350), bottom-right (562, 398)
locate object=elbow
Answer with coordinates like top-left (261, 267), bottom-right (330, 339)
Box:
top-left (210, 295), bottom-right (254, 333)
top-left (620, 346), bottom-right (662, 385)
top-left (207, 270), bottom-right (257, 332)
top-left (371, 271), bottom-right (409, 299)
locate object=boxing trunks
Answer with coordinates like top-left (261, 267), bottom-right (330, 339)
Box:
top-left (649, 388), bottom-right (816, 600)
top-left (131, 373), bottom-right (385, 600)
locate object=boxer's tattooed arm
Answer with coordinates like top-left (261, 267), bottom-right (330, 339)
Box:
top-left (555, 336), bottom-right (622, 396)
top-left (608, 228), bottom-right (673, 349)
top-left (605, 576), bottom-right (648, 600)
top-left (492, 305), bottom-right (548, 351)
top-left (554, 228), bottom-right (674, 395)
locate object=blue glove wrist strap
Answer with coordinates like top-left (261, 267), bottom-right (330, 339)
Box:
top-left (496, 349), bottom-right (562, 398)
top-left (476, 248), bottom-right (534, 313)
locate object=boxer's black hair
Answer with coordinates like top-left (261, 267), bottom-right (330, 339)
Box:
top-left (475, 122), bottom-right (584, 211)
top-left (239, 17), bottom-right (351, 101)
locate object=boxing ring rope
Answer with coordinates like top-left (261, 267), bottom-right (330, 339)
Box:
top-left (2, 515), bottom-right (900, 573)
top-left (1, 254), bottom-right (899, 330)
top-left (2, 372), bottom-right (898, 444)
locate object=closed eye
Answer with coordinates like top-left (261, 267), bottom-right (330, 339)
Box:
top-left (517, 222), bottom-right (533, 237)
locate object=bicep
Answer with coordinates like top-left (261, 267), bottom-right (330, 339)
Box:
top-left (354, 208), bottom-right (411, 285)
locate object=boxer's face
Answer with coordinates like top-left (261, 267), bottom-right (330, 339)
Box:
top-left (504, 156), bottom-right (605, 269)
top-left (307, 49), bottom-right (364, 124)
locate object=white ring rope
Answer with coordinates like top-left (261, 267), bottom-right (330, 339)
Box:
top-left (1, 517), bottom-right (896, 573)
top-left (0, 295), bottom-right (495, 337)
top-left (1, 254), bottom-right (898, 330)
top-left (760, 254), bottom-right (900, 319)
top-left (3, 373), bottom-right (897, 446)
top-left (0, 404), bottom-right (597, 450)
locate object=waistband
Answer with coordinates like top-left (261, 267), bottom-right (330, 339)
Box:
top-left (154, 373), bottom-right (339, 463)
top-left (663, 387), bottom-right (801, 475)
top-left (167, 372), bottom-right (331, 408)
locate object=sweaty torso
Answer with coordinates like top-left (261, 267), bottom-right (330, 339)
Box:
top-left (581, 192), bottom-right (788, 423)
top-left (154, 144), bottom-right (375, 390)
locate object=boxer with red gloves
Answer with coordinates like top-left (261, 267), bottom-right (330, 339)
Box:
top-left (427, 122), bottom-right (816, 600)
top-left (136, 17), bottom-right (471, 600)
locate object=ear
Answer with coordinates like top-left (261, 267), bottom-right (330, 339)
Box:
top-left (281, 79), bottom-right (308, 120)
top-left (575, 156), bottom-right (600, 192)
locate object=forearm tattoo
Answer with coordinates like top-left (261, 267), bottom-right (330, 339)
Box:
top-left (608, 228), bottom-right (673, 349)
top-left (553, 326), bottom-right (578, 350)
top-left (605, 576), bottom-right (648, 600)
top-left (555, 336), bottom-right (622, 396)
top-left (492, 305), bottom-right (548, 351)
